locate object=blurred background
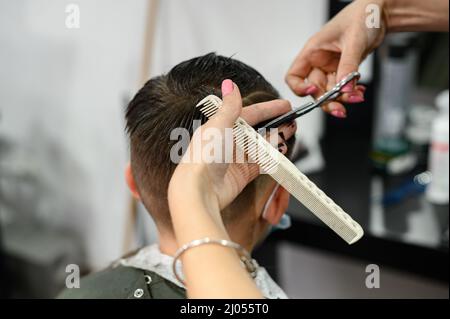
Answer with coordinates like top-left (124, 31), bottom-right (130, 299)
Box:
top-left (0, 0), bottom-right (448, 298)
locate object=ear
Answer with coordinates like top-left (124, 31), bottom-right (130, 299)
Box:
top-left (125, 162), bottom-right (141, 200)
top-left (263, 186), bottom-right (289, 225)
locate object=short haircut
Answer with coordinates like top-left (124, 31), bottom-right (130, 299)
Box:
top-left (126, 53), bottom-right (288, 228)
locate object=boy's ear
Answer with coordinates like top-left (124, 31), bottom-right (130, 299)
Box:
top-left (125, 162), bottom-right (140, 200)
top-left (263, 186), bottom-right (289, 225)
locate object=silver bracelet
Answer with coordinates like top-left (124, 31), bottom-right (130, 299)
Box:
top-left (172, 237), bottom-right (259, 286)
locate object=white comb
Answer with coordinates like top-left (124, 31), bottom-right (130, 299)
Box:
top-left (196, 95), bottom-right (364, 244)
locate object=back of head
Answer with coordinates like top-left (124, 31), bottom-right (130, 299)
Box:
top-left (126, 53), bottom-right (280, 229)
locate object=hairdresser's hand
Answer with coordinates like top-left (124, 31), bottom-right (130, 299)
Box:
top-left (167, 80), bottom-right (296, 298)
top-left (169, 80), bottom-right (296, 215)
top-left (286, 0), bottom-right (387, 117)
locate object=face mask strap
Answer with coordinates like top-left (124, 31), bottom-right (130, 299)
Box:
top-left (261, 184), bottom-right (280, 219)
top-left (261, 184), bottom-right (292, 232)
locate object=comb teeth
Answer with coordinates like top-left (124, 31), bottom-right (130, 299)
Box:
top-left (196, 95), bottom-right (363, 244)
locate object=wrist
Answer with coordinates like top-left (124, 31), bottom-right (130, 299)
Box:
top-left (169, 163), bottom-right (223, 224)
top-left (169, 163), bottom-right (206, 197)
top-left (384, 0), bottom-right (412, 32)
top-left (384, 0), bottom-right (449, 32)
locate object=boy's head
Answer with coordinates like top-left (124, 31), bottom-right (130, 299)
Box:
top-left (125, 53), bottom-right (294, 247)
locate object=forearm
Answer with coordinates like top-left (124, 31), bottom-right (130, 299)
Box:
top-left (168, 166), bottom-right (263, 299)
top-left (384, 0), bottom-right (449, 32)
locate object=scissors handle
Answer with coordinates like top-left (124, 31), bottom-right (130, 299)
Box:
top-left (258, 71), bottom-right (360, 134)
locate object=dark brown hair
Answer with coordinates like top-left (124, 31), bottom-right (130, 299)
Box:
top-left (126, 53), bottom-right (283, 228)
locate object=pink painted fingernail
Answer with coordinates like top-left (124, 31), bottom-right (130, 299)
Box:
top-left (348, 95), bottom-right (365, 103)
top-left (305, 85), bottom-right (318, 95)
top-left (331, 110), bottom-right (347, 118)
top-left (357, 85), bottom-right (367, 92)
top-left (221, 79), bottom-right (234, 97)
top-left (341, 82), bottom-right (354, 93)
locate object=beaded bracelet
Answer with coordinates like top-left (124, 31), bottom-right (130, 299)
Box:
top-left (172, 237), bottom-right (259, 285)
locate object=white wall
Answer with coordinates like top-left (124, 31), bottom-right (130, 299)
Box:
top-left (0, 0), bottom-right (149, 270)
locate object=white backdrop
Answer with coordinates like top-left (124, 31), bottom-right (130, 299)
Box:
top-left (0, 0), bottom-right (148, 270)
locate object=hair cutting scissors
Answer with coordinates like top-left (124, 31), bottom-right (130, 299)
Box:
top-left (258, 71), bottom-right (361, 134)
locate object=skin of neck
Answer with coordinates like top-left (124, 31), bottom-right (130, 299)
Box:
top-left (158, 206), bottom-right (268, 256)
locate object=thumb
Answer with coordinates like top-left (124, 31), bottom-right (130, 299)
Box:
top-left (209, 79), bottom-right (242, 129)
top-left (336, 39), bottom-right (365, 90)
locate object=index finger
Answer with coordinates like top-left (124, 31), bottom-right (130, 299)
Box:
top-left (286, 50), bottom-right (315, 96)
top-left (241, 99), bottom-right (292, 126)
